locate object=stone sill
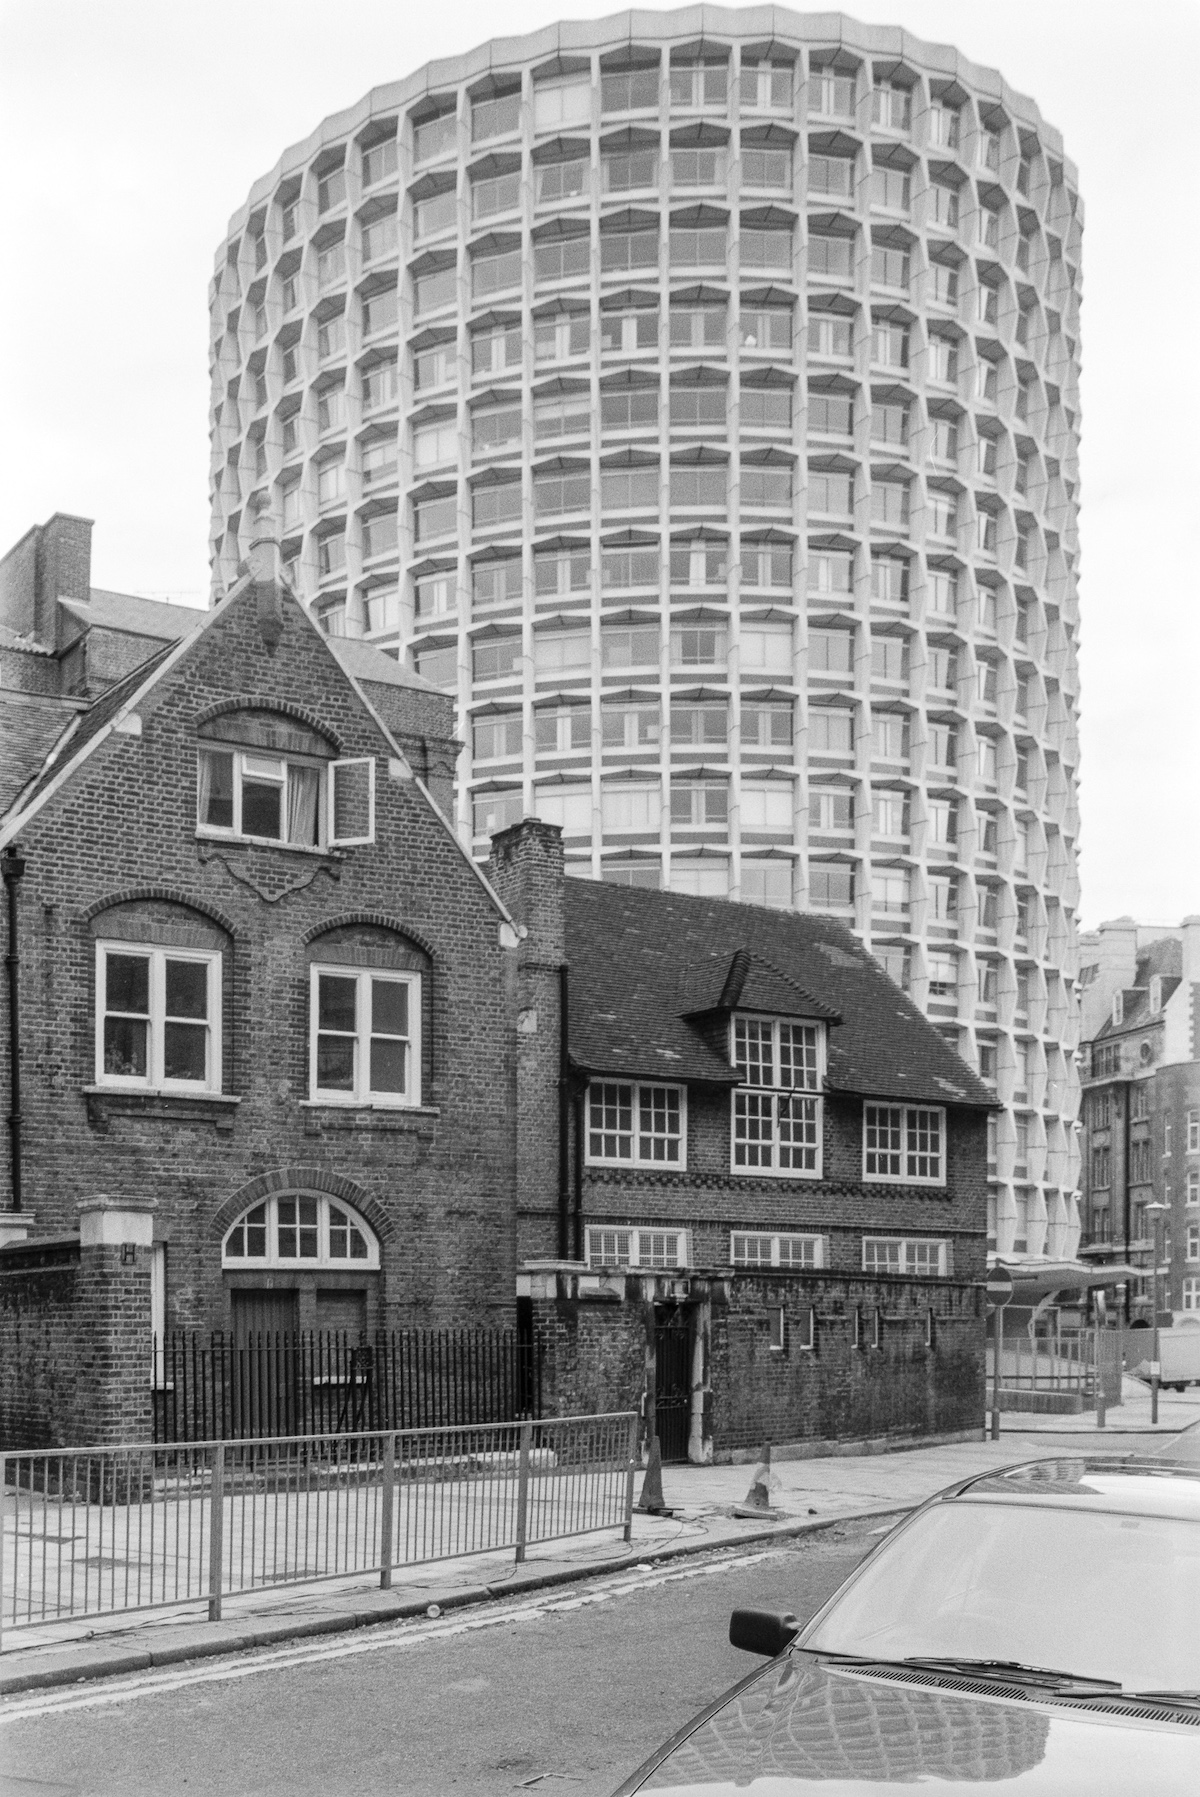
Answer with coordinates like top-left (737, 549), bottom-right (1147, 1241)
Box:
top-left (83, 1088), bottom-right (241, 1132)
top-left (195, 832), bottom-right (345, 862)
top-left (299, 1102), bottom-right (440, 1136)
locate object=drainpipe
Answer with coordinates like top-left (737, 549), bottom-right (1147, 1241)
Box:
top-left (2, 845), bottom-right (26, 1212)
top-left (1122, 1078), bottom-right (1132, 1326)
top-left (572, 1086), bottom-right (585, 1264)
top-left (557, 964), bottom-right (570, 1260)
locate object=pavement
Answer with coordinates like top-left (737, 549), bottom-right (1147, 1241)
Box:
top-left (3, 1375), bottom-right (1197, 1697)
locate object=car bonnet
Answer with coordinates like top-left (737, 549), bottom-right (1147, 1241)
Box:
top-left (623, 1653), bottom-right (1200, 1795)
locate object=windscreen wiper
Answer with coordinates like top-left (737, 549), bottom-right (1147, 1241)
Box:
top-left (896, 1657), bottom-right (1123, 1695)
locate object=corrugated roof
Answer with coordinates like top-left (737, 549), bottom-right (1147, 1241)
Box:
top-left (564, 880), bottom-right (996, 1108)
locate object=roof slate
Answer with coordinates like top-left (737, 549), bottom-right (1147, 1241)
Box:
top-left (0, 691), bottom-right (80, 814)
top-left (564, 880), bottom-right (996, 1108)
top-left (327, 636), bottom-right (438, 692)
top-left (5, 643), bottom-right (177, 821)
top-left (59, 590), bottom-right (206, 643)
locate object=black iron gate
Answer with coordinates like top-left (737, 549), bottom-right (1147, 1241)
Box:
top-left (654, 1307), bottom-right (692, 1463)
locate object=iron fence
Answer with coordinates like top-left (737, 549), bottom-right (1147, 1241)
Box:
top-left (152, 1328), bottom-right (543, 1443)
top-left (0, 1412), bottom-right (638, 1645)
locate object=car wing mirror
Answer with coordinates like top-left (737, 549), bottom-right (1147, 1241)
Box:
top-left (729, 1607), bottom-right (800, 1657)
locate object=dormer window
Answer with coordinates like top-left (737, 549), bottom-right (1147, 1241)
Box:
top-left (1112, 992), bottom-right (1124, 1027)
top-left (196, 713), bottom-right (374, 848)
top-left (731, 1014), bottom-right (823, 1177)
top-left (1149, 975), bottom-right (1163, 1015)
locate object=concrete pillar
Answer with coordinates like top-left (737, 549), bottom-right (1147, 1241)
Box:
top-left (74, 1195), bottom-right (157, 1445)
top-left (0, 1212), bottom-right (34, 1248)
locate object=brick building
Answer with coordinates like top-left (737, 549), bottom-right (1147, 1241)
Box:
top-left (1077, 918), bottom-right (1200, 1321)
top-left (1, 521), bottom-right (991, 1454)
top-left (0, 536), bottom-right (524, 1444)
top-left (491, 821), bottom-right (994, 1460)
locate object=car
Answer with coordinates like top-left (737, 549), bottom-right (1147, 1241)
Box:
top-left (612, 1457), bottom-right (1200, 1795)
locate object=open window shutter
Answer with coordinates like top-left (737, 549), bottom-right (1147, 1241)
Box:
top-left (328, 757), bottom-right (375, 845)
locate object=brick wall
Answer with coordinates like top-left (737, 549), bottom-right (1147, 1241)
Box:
top-left (712, 1273), bottom-right (984, 1454)
top-left (531, 1290), bottom-right (647, 1422)
top-left (528, 1270), bottom-right (984, 1460)
top-left (0, 1245), bottom-right (84, 1449)
top-left (0, 1238), bottom-right (155, 1451)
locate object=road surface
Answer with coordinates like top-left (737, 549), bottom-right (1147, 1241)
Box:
top-left (0, 1519), bottom-right (882, 1796)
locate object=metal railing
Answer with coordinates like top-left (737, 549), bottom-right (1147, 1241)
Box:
top-left (0, 1413), bottom-right (638, 1645)
top-left (986, 1326), bottom-right (1126, 1403)
top-left (153, 1328), bottom-right (544, 1443)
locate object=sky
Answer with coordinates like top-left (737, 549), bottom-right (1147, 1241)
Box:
top-left (1, 0), bottom-right (1197, 928)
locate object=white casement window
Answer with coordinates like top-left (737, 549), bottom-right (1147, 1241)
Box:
top-left (197, 748), bottom-right (374, 849)
top-left (95, 943), bottom-right (221, 1094)
top-left (863, 1105), bottom-right (946, 1185)
top-left (732, 1015), bottom-right (823, 1176)
top-left (585, 1227), bottom-right (691, 1271)
top-left (1187, 1110), bottom-right (1200, 1153)
top-left (863, 1236), bottom-right (950, 1277)
top-left (309, 966), bottom-right (419, 1107)
top-left (730, 1232), bottom-right (825, 1269)
top-left (1184, 1277), bottom-right (1200, 1312)
top-left (586, 1082), bottom-right (686, 1168)
top-left (223, 1193), bottom-right (380, 1269)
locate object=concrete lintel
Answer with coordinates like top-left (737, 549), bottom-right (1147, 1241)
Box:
top-left (77, 1194), bottom-right (158, 1248)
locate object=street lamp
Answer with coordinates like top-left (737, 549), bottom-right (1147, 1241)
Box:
top-left (1145, 1199), bottom-right (1169, 1426)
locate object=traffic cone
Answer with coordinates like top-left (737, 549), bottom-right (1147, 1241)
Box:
top-left (732, 1441), bottom-right (784, 1520)
top-left (635, 1434), bottom-right (674, 1516)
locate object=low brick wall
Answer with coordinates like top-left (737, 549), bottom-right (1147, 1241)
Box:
top-left (713, 1274), bottom-right (985, 1456)
top-left (0, 1236), bottom-right (153, 1450)
top-left (0, 1241), bottom-right (85, 1450)
top-left (530, 1270), bottom-right (985, 1459)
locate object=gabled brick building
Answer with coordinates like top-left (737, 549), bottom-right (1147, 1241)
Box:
top-left (0, 541), bottom-right (522, 1440)
top-left (491, 823), bottom-right (994, 1460)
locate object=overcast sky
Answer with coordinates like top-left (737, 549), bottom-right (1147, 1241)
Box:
top-left (1, 0), bottom-right (1196, 928)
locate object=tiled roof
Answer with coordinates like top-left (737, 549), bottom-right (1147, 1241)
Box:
top-left (1094, 975), bottom-right (1182, 1039)
top-left (5, 644), bottom-right (177, 821)
top-left (564, 880), bottom-right (996, 1108)
top-left (0, 624), bottom-right (54, 656)
top-left (59, 590), bottom-right (206, 643)
top-left (327, 637), bottom-right (437, 691)
top-left (0, 691), bottom-right (81, 814)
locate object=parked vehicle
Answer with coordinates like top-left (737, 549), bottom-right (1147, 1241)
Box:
top-left (613, 1458), bottom-right (1200, 1794)
top-left (1131, 1322), bottom-right (1200, 1391)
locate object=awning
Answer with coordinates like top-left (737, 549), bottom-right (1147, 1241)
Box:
top-left (990, 1257), bottom-right (1142, 1307)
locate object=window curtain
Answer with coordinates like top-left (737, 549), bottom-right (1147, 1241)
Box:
top-left (196, 749), bottom-right (213, 825)
top-left (287, 765), bottom-right (321, 845)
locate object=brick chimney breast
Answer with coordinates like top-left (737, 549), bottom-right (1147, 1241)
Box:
top-left (488, 818), bottom-right (565, 965)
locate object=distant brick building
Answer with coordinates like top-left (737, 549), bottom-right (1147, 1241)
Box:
top-left (491, 821), bottom-right (994, 1460)
top-left (1077, 918), bottom-right (1200, 1321)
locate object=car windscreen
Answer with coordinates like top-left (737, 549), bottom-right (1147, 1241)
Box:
top-left (803, 1498), bottom-right (1200, 1694)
